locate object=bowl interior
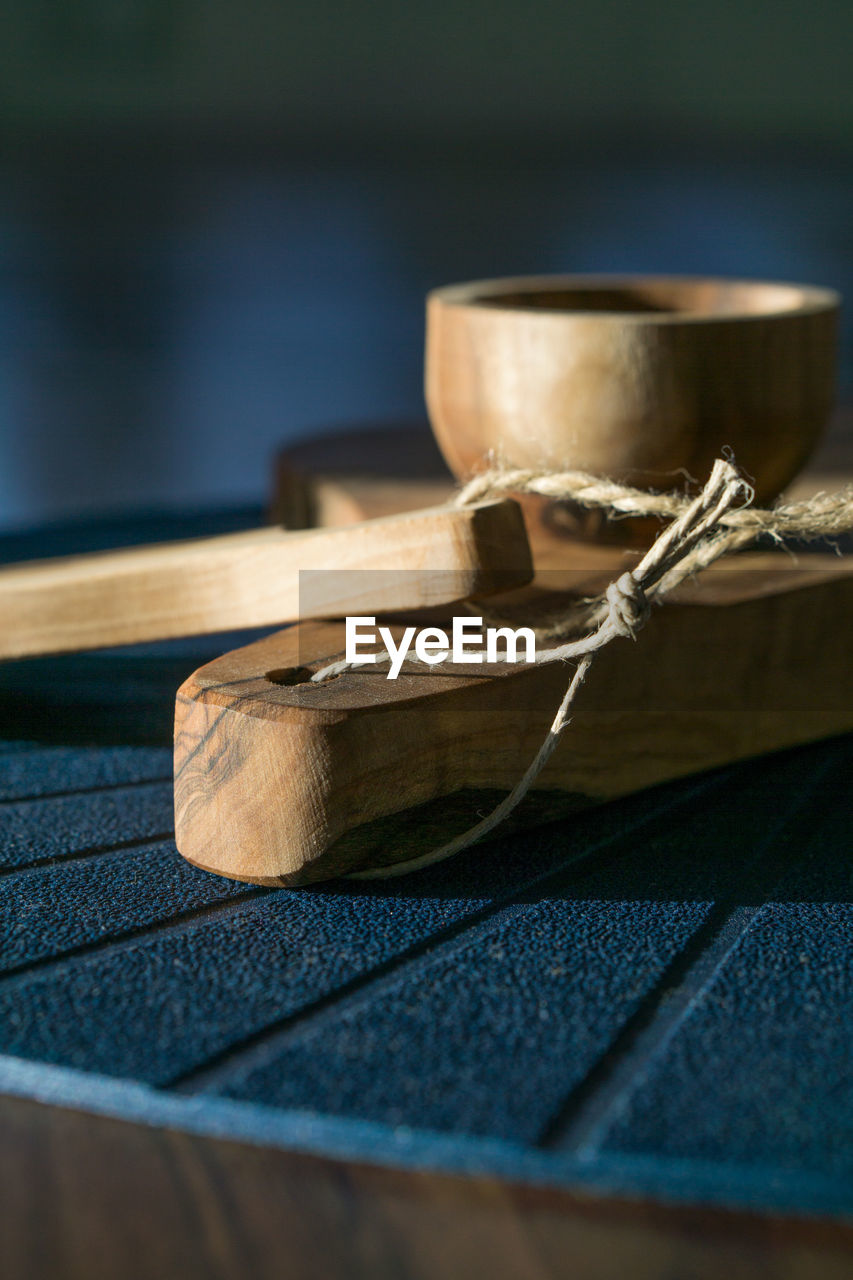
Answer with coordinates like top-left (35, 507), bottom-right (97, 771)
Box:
top-left (467, 278), bottom-right (823, 318)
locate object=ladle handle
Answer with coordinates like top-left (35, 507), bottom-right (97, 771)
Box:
top-left (0, 499), bottom-right (531, 659)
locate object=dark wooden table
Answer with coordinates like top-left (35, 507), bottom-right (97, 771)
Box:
top-left (1, 508), bottom-right (852, 1279)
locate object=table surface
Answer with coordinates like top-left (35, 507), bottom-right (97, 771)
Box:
top-left (1, 507), bottom-right (852, 1278)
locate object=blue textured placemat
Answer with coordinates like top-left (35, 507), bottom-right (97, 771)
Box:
top-left (1, 509), bottom-right (852, 1220)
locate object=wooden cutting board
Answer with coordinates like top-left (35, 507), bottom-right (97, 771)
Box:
top-left (174, 559), bottom-right (853, 886)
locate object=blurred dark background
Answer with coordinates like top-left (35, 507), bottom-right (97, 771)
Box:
top-left (1, 0), bottom-right (851, 529)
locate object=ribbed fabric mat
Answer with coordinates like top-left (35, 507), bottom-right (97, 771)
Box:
top-left (1, 510), bottom-right (851, 1219)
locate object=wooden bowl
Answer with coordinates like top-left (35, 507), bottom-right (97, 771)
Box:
top-left (425, 275), bottom-right (839, 504)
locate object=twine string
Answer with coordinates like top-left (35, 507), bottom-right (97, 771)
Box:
top-left (455, 466), bottom-right (853, 543)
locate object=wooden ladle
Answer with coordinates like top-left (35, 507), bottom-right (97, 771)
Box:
top-left (2, 277), bottom-right (838, 658)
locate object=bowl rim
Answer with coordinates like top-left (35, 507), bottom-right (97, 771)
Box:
top-left (427, 274), bottom-right (841, 324)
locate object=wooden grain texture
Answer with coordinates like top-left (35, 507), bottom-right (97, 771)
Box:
top-left (5, 1094), bottom-right (853, 1280)
top-left (174, 556), bottom-right (853, 885)
top-left (0, 499), bottom-right (531, 659)
top-left (425, 276), bottom-right (839, 508)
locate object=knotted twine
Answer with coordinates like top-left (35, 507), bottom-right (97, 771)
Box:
top-left (310, 458), bottom-right (853, 879)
